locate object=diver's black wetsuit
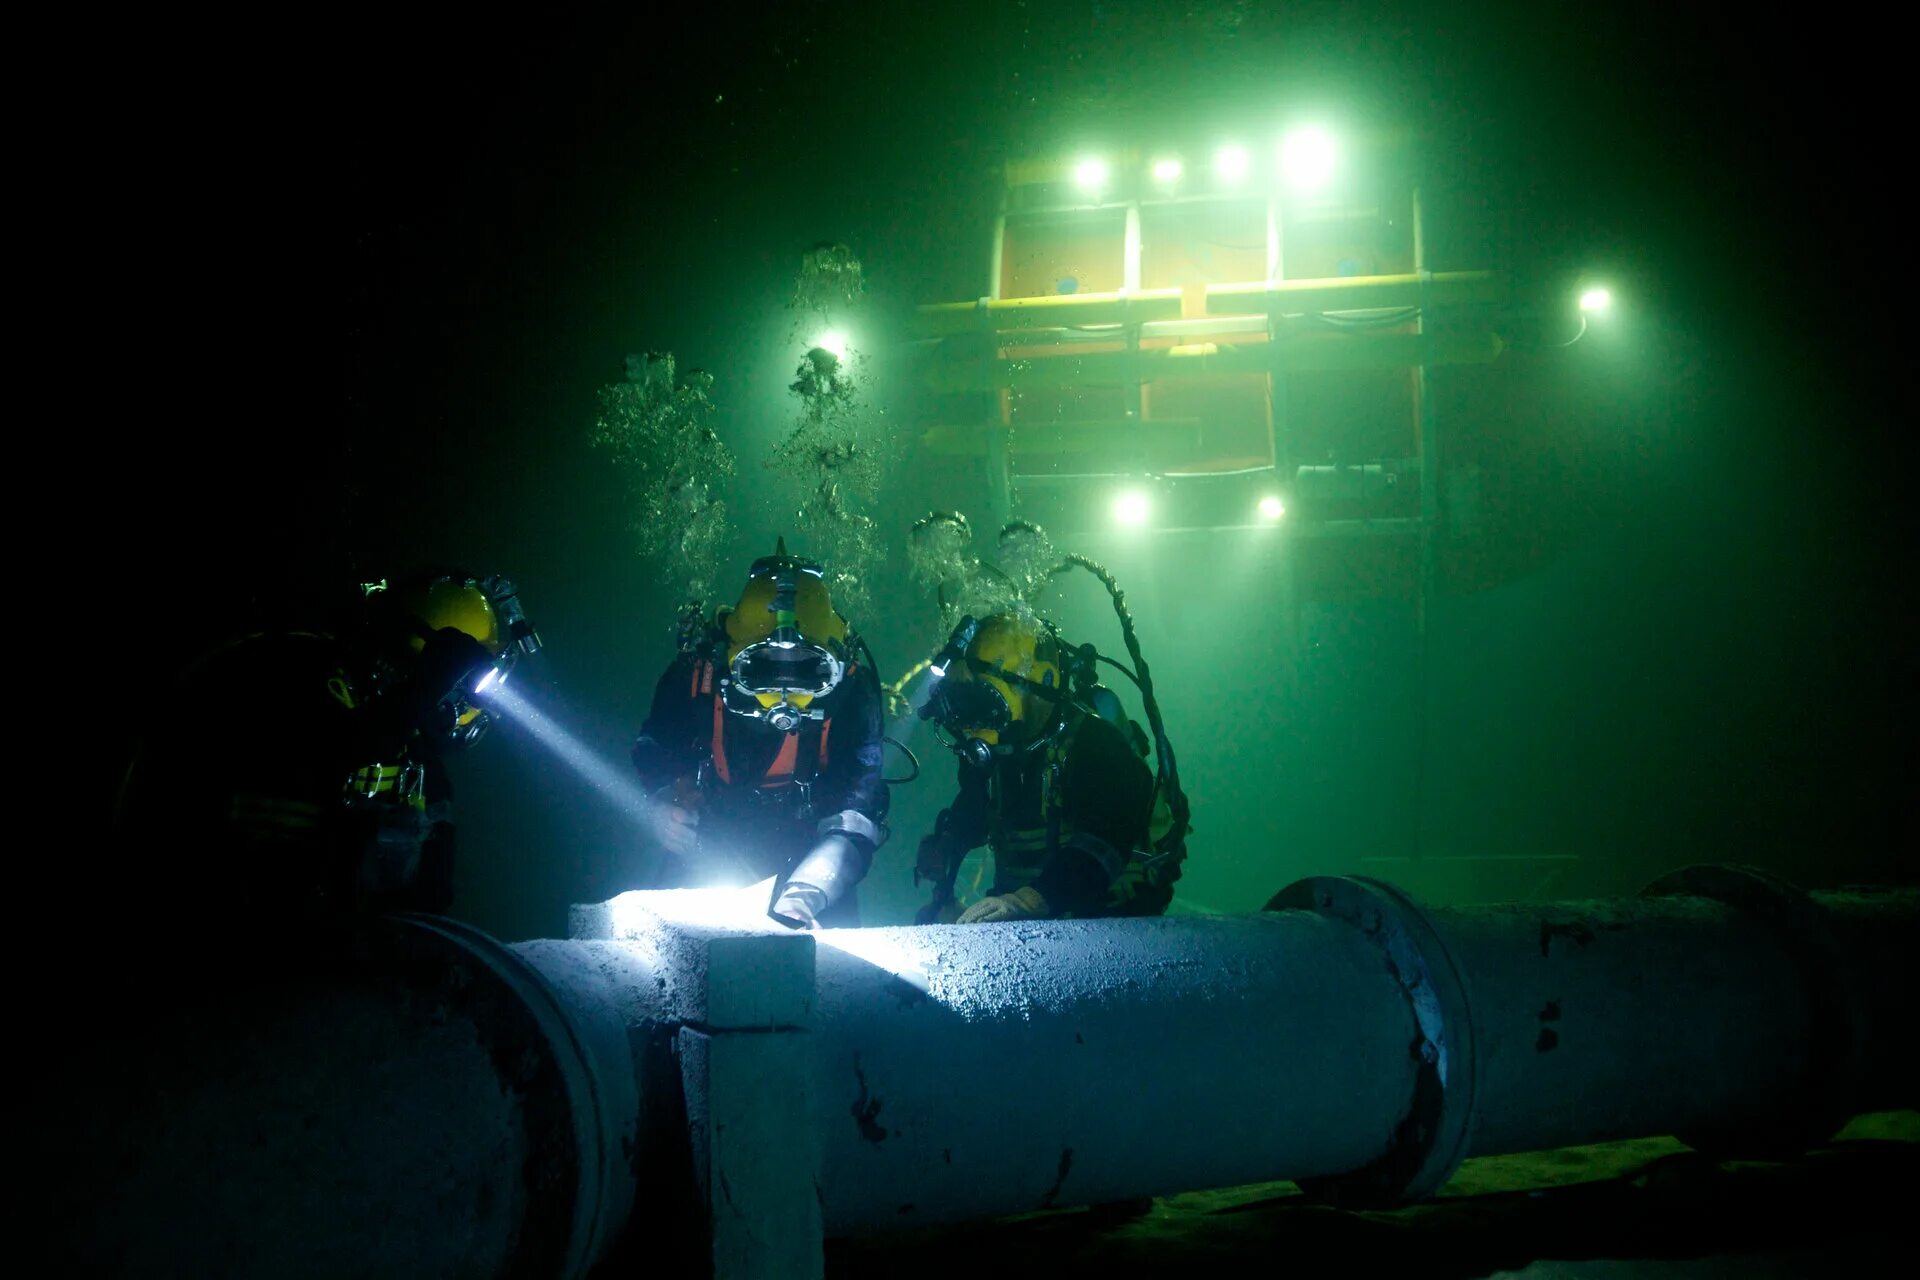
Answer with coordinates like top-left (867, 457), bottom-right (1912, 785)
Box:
top-left (929, 708), bottom-right (1159, 917)
top-left (630, 651), bottom-right (889, 926)
top-left (111, 631), bottom-right (456, 947)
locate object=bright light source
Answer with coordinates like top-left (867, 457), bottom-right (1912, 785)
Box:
top-left (1578, 287), bottom-right (1613, 314)
top-left (474, 667), bottom-right (501, 695)
top-left (1112, 490), bottom-right (1152, 526)
top-left (1151, 157), bottom-right (1184, 184)
top-left (810, 330), bottom-right (850, 359)
top-left (1258, 495), bottom-right (1285, 520)
top-left (1072, 157), bottom-right (1111, 193)
top-left (1279, 126), bottom-right (1337, 192)
top-left (1214, 144), bottom-right (1251, 183)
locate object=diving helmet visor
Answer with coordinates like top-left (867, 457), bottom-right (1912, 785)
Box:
top-left (420, 630), bottom-right (516, 746)
top-left (729, 639), bottom-right (844, 698)
top-left (922, 676), bottom-right (1012, 736)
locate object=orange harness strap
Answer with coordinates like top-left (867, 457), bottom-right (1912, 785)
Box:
top-left (710, 697), bottom-right (831, 789)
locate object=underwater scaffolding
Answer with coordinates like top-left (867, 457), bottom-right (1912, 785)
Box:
top-left (67, 868), bottom-right (1919, 1279)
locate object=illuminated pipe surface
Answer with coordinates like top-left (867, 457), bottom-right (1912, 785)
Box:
top-left (808, 913), bottom-right (1418, 1229)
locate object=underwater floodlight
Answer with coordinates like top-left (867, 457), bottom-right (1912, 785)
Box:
top-left (1151, 157), bottom-right (1184, 184)
top-left (1279, 126), bottom-right (1337, 192)
top-left (474, 667), bottom-right (502, 695)
top-left (811, 330), bottom-right (850, 359)
top-left (1073, 157), bottom-right (1111, 194)
top-left (1258, 495), bottom-right (1285, 520)
top-left (1214, 144), bottom-right (1251, 184)
top-left (1112, 490), bottom-right (1152, 527)
top-left (1578, 286), bottom-right (1613, 314)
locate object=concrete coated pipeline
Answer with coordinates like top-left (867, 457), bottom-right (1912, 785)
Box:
top-left (803, 871), bottom-right (1916, 1222)
top-left (49, 868), bottom-right (1918, 1276)
top-left (809, 912), bottom-right (1421, 1229)
top-left (1265, 869), bottom-right (1915, 1202)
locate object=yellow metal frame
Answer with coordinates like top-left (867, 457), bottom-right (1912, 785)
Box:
top-left (917, 271), bottom-right (1505, 337)
top-left (916, 140), bottom-right (1508, 564)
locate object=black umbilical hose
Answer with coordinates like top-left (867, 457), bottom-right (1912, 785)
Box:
top-left (1054, 554), bottom-right (1190, 855)
top-left (881, 736), bottom-right (921, 784)
top-left (856, 634), bottom-right (923, 786)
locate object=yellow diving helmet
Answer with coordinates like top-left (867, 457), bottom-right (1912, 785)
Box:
top-left (921, 612), bottom-right (1062, 763)
top-left (372, 571), bottom-right (542, 744)
top-left (717, 542), bottom-right (849, 732)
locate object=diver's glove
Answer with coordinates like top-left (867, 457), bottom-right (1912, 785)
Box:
top-left (650, 782), bottom-right (701, 858)
top-left (956, 885), bottom-right (1050, 924)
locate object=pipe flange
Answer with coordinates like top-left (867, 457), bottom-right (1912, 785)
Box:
top-left (1266, 875), bottom-right (1478, 1205)
top-left (363, 915), bottom-right (620, 1280)
top-left (1641, 863), bottom-right (1867, 1156)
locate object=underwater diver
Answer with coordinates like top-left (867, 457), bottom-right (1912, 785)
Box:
top-left (914, 599), bottom-right (1189, 924)
top-left (110, 569), bottom-right (543, 941)
top-left (630, 542), bottom-right (889, 929)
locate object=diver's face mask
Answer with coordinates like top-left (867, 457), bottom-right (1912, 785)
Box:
top-left (921, 676), bottom-right (1009, 769)
top-left (724, 628), bottom-right (845, 733)
top-left (919, 615), bottom-right (1059, 766)
top-left (729, 635), bottom-right (844, 699)
top-left (431, 577), bottom-right (542, 746)
top-left (922, 676), bottom-right (1011, 738)
top-left (718, 550), bottom-right (847, 733)
top-left (417, 628), bottom-right (516, 747)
